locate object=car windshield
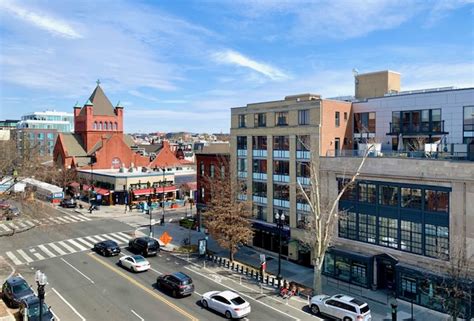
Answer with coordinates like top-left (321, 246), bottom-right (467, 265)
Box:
top-left (27, 302), bottom-right (50, 317)
top-left (12, 282), bottom-right (30, 293)
top-left (133, 256), bottom-right (145, 262)
top-left (231, 296), bottom-right (246, 305)
top-left (360, 305), bottom-right (370, 314)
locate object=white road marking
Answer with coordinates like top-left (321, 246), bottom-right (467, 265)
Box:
top-left (84, 236), bottom-right (102, 243)
top-left (57, 241), bottom-right (76, 253)
top-left (116, 232), bottom-right (133, 240)
top-left (52, 287), bottom-right (86, 321)
top-left (56, 217), bottom-right (70, 223)
top-left (105, 234), bottom-right (123, 244)
top-left (149, 267), bottom-right (163, 275)
top-left (66, 239), bottom-right (88, 251)
top-left (7, 223), bottom-right (19, 230)
top-left (75, 237), bottom-right (94, 248)
top-left (24, 220), bottom-right (36, 227)
top-left (184, 266), bottom-right (301, 321)
top-left (62, 216), bottom-right (79, 222)
top-left (30, 249), bottom-right (45, 260)
top-left (60, 258), bottom-right (95, 284)
top-left (0, 224), bottom-right (10, 232)
top-left (17, 249), bottom-right (34, 263)
top-left (76, 214), bottom-right (92, 221)
top-left (50, 309), bottom-right (61, 321)
top-left (48, 243), bottom-right (68, 256)
top-left (38, 244), bottom-right (57, 258)
top-left (108, 233), bottom-right (129, 243)
top-left (93, 235), bottom-right (108, 241)
top-left (17, 222), bottom-right (28, 228)
top-left (131, 309), bottom-right (144, 321)
top-left (6, 251), bottom-right (22, 265)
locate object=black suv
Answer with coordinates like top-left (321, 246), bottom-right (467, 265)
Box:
top-left (128, 237), bottom-right (160, 256)
top-left (93, 240), bottom-right (121, 256)
top-left (60, 198), bottom-right (77, 208)
top-left (1, 276), bottom-right (34, 308)
top-left (156, 272), bottom-right (194, 297)
top-left (19, 295), bottom-right (55, 321)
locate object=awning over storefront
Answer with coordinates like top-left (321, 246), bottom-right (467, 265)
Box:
top-left (252, 220), bottom-right (291, 238)
top-left (82, 185), bottom-right (110, 196)
top-left (132, 186), bottom-right (176, 196)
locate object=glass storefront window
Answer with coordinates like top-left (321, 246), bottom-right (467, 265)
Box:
top-left (323, 253), bottom-right (334, 274)
top-left (401, 275), bottom-right (418, 301)
top-left (335, 257), bottom-right (351, 282)
top-left (351, 263), bottom-right (367, 286)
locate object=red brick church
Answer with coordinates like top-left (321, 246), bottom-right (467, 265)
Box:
top-left (54, 82), bottom-right (183, 170)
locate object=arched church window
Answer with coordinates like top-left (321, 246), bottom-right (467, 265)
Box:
top-left (93, 122), bottom-right (97, 130)
top-left (104, 122), bottom-right (108, 130)
top-left (114, 122), bottom-right (118, 130)
top-left (99, 122), bottom-right (102, 130)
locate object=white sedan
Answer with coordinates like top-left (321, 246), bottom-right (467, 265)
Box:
top-left (201, 290), bottom-right (251, 319)
top-left (118, 255), bottom-right (150, 272)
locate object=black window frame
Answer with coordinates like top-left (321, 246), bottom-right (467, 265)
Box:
top-left (254, 113), bottom-right (266, 127)
top-left (298, 109), bottom-right (310, 125)
top-left (275, 111), bottom-right (288, 126)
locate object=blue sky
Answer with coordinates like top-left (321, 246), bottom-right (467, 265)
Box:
top-left (0, 0), bottom-right (473, 133)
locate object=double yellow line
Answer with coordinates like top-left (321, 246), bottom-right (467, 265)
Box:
top-left (88, 252), bottom-right (198, 321)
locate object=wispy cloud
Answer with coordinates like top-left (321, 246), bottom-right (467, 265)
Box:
top-left (0, 1), bottom-right (82, 39)
top-left (212, 50), bottom-right (289, 81)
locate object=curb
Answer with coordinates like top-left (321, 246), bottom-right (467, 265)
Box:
top-left (0, 224), bottom-right (35, 238)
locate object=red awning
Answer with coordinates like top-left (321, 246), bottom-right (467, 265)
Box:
top-left (82, 185), bottom-right (110, 196)
top-left (132, 186), bottom-right (176, 196)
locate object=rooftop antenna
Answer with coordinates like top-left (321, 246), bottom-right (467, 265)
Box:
top-left (352, 68), bottom-right (359, 77)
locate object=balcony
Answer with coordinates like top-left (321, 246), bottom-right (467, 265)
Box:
top-left (252, 172), bottom-right (267, 181)
top-left (273, 198), bottom-right (290, 208)
top-left (253, 196), bottom-right (267, 204)
top-left (326, 147), bottom-right (472, 161)
top-left (273, 150), bottom-right (289, 159)
top-left (237, 149), bottom-right (247, 157)
top-left (297, 177), bottom-right (310, 186)
top-left (252, 149), bottom-right (267, 158)
top-left (238, 171), bottom-right (247, 178)
top-left (237, 193), bottom-right (247, 201)
top-left (297, 203), bottom-right (311, 212)
top-left (388, 120), bottom-right (447, 136)
top-left (296, 150), bottom-right (310, 160)
top-left (273, 174), bottom-right (290, 183)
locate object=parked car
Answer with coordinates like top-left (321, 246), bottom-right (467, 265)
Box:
top-left (310, 294), bottom-right (372, 321)
top-left (156, 272), bottom-right (194, 297)
top-left (1, 276), bottom-right (34, 308)
top-left (19, 295), bottom-right (55, 321)
top-left (128, 236), bottom-right (160, 256)
top-left (60, 198), bottom-right (77, 208)
top-left (93, 240), bottom-right (121, 256)
top-left (201, 290), bottom-right (251, 319)
top-left (8, 206), bottom-right (20, 216)
top-left (118, 255), bottom-right (150, 272)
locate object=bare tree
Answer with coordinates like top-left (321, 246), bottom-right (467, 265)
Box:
top-left (203, 159), bottom-right (253, 262)
top-left (297, 142), bottom-right (373, 293)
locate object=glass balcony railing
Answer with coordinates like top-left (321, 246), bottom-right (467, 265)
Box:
top-left (273, 198), bottom-right (290, 208)
top-left (252, 172), bottom-right (267, 180)
top-left (325, 148), bottom-right (471, 161)
top-left (252, 196), bottom-right (267, 204)
top-left (237, 149), bottom-right (247, 157)
top-left (273, 174), bottom-right (290, 183)
top-left (297, 177), bottom-right (310, 185)
top-left (388, 120), bottom-right (445, 135)
top-left (297, 203), bottom-right (311, 212)
top-left (238, 171), bottom-right (247, 178)
top-left (296, 150), bottom-right (310, 159)
top-left (237, 193), bottom-right (247, 201)
top-left (252, 149), bottom-right (267, 157)
top-left (273, 150), bottom-right (289, 158)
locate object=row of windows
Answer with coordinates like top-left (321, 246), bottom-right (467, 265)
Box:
top-left (27, 133), bottom-right (56, 141)
top-left (236, 135), bottom-right (310, 151)
top-left (339, 180), bottom-right (449, 213)
top-left (334, 111), bottom-right (348, 128)
top-left (199, 162), bottom-right (226, 178)
top-left (339, 212), bottom-right (449, 259)
top-left (92, 121), bottom-right (118, 131)
top-left (238, 110), bottom-right (311, 128)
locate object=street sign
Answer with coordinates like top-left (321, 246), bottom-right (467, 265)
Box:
top-left (159, 232), bottom-right (173, 245)
top-left (198, 239), bottom-right (207, 256)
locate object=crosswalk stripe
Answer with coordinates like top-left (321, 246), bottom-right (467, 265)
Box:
top-left (17, 222), bottom-right (28, 228)
top-left (116, 232), bottom-right (133, 240)
top-left (7, 223), bottom-right (19, 230)
top-left (84, 236), bottom-right (101, 243)
top-left (93, 235), bottom-right (108, 241)
top-left (56, 217), bottom-right (70, 223)
top-left (48, 243), bottom-right (67, 256)
top-left (66, 239), bottom-right (87, 251)
top-left (105, 234), bottom-right (124, 244)
top-left (24, 221), bottom-right (36, 227)
top-left (57, 241), bottom-right (76, 253)
top-left (76, 214), bottom-right (92, 221)
top-left (6, 251), bottom-right (22, 265)
top-left (0, 224), bottom-right (10, 232)
top-left (75, 237), bottom-right (93, 248)
top-left (109, 233), bottom-right (129, 243)
top-left (62, 216), bottom-right (79, 223)
top-left (32, 219), bottom-right (42, 225)
top-left (17, 249), bottom-right (34, 263)
top-left (30, 249), bottom-right (45, 260)
top-left (38, 245), bottom-right (57, 258)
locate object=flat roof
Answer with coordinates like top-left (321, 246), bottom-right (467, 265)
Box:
top-left (77, 168), bottom-right (175, 178)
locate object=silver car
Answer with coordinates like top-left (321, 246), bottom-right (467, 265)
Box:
top-left (310, 294), bottom-right (371, 321)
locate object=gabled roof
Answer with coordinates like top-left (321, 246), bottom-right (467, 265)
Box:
top-left (80, 85), bottom-right (116, 116)
top-left (123, 134), bottom-right (135, 147)
top-left (60, 133), bottom-right (87, 157)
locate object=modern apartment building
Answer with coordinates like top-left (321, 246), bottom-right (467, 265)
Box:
top-left (15, 110), bottom-right (74, 157)
top-left (230, 93), bottom-right (351, 261)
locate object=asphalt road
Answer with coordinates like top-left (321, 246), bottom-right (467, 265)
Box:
top-left (1, 205), bottom-right (317, 321)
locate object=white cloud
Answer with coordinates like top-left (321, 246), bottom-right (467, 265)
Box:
top-left (0, 1), bottom-right (82, 39)
top-left (213, 50), bottom-right (289, 81)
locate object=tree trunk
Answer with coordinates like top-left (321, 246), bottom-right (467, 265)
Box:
top-left (230, 249), bottom-right (234, 262)
top-left (313, 264), bottom-right (323, 295)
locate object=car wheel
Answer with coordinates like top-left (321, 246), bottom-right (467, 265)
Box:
top-left (118, 260), bottom-right (122, 267)
top-left (343, 317), bottom-right (352, 321)
top-left (172, 290), bottom-right (177, 297)
top-left (310, 304), bottom-right (320, 315)
top-left (225, 310), bottom-right (232, 319)
top-left (202, 300), bottom-right (208, 309)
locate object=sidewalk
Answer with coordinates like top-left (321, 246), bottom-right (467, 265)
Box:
top-left (142, 222), bottom-right (450, 321)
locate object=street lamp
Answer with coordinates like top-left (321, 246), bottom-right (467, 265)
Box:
top-left (35, 270), bottom-right (47, 321)
top-left (148, 193), bottom-right (153, 238)
top-left (275, 211), bottom-right (286, 288)
top-left (161, 167), bottom-right (166, 226)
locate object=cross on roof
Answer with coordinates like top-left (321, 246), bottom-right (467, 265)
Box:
top-left (96, 79), bottom-right (101, 86)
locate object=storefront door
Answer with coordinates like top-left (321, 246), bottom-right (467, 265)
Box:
top-left (377, 259), bottom-right (395, 290)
